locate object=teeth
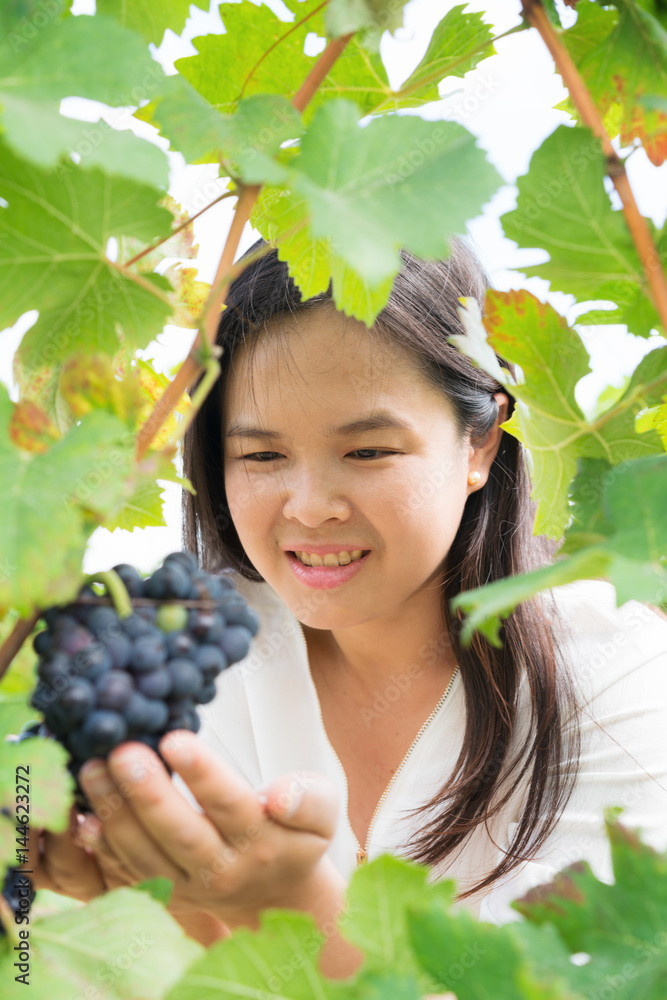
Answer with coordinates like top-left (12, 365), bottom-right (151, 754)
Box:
top-left (294, 549), bottom-right (366, 567)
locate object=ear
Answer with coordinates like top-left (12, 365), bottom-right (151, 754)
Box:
top-left (466, 392), bottom-right (510, 494)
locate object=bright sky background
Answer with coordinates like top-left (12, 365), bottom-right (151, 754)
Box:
top-left (1, 0), bottom-right (666, 572)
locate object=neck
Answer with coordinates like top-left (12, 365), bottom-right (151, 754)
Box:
top-left (301, 589), bottom-right (458, 706)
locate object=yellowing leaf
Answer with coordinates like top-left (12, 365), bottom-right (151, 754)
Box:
top-left (59, 354), bottom-right (144, 424)
top-left (165, 265), bottom-right (211, 327)
top-left (9, 401), bottom-right (61, 453)
top-left (136, 360), bottom-right (192, 451)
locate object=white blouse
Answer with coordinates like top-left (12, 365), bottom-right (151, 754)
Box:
top-left (173, 575), bottom-right (667, 925)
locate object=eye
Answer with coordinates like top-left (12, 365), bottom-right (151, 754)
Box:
top-left (350, 450), bottom-right (398, 459)
top-left (240, 452), bottom-right (282, 462)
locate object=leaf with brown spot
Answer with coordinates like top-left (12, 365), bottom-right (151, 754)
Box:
top-left (578, 0), bottom-right (667, 165)
top-left (59, 353), bottom-right (144, 425)
top-left (9, 401), bottom-right (61, 453)
top-left (165, 264), bottom-right (211, 327)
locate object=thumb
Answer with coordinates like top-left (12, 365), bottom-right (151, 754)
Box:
top-left (258, 770), bottom-right (339, 841)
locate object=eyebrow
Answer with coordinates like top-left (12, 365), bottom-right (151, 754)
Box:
top-left (225, 412), bottom-right (414, 440)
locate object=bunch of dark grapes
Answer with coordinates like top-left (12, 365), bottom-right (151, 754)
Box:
top-left (27, 552), bottom-right (259, 810)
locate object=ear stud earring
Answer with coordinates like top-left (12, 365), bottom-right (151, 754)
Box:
top-left (467, 471), bottom-right (482, 486)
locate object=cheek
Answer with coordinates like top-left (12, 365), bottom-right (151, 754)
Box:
top-left (224, 466), bottom-right (280, 531)
top-left (387, 458), bottom-right (465, 525)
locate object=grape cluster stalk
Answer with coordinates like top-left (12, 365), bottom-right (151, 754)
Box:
top-left (25, 551), bottom-right (259, 810)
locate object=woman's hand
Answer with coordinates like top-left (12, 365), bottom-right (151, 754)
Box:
top-left (76, 730), bottom-right (341, 926)
top-left (27, 803), bottom-right (136, 902)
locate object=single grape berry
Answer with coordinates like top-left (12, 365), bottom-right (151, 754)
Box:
top-left (136, 668), bottom-right (172, 700)
top-left (95, 670), bottom-right (134, 712)
top-left (156, 604), bottom-right (189, 634)
top-left (194, 644), bottom-right (227, 679)
top-left (84, 606), bottom-right (120, 637)
top-left (219, 625), bottom-right (252, 664)
top-left (112, 563), bottom-right (144, 597)
top-left (79, 710), bottom-right (128, 755)
top-left (164, 551), bottom-right (198, 575)
top-left (130, 634), bottom-right (167, 673)
top-left (32, 629), bottom-right (52, 656)
top-left (167, 658), bottom-right (203, 698)
top-left (59, 678), bottom-right (96, 724)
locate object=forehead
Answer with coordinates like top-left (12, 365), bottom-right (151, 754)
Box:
top-left (224, 304), bottom-right (431, 410)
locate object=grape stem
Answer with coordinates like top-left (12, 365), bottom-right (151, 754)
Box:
top-left (83, 571), bottom-right (133, 620)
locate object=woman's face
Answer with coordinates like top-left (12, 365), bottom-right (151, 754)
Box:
top-left (222, 304), bottom-right (474, 631)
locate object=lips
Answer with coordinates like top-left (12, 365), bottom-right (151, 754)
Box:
top-left (285, 549), bottom-right (371, 589)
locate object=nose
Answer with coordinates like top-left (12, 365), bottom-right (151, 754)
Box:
top-left (280, 463), bottom-right (352, 527)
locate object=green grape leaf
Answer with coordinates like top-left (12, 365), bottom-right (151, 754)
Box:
top-left (135, 877), bottom-right (174, 906)
top-left (101, 477), bottom-right (168, 532)
top-left (0, 736), bottom-right (72, 865)
top-left (0, 384), bottom-right (138, 614)
top-left (501, 125), bottom-right (663, 337)
top-left (251, 183), bottom-right (396, 325)
top-left (450, 547), bottom-right (614, 647)
top-left (407, 900), bottom-right (564, 1000)
top-left (0, 9), bottom-right (167, 172)
top-left (325, 0), bottom-right (409, 44)
top-left (166, 908), bottom-right (327, 1000)
top-left (257, 100), bottom-right (500, 323)
top-left (451, 448), bottom-right (667, 646)
top-left (96, 0), bottom-right (208, 45)
top-left (561, 0), bottom-right (619, 65)
top-left (590, 376), bottom-right (632, 421)
top-left (459, 290), bottom-right (665, 538)
top-left (99, 438), bottom-right (183, 533)
top-left (512, 809), bottom-right (667, 997)
top-left (579, 0), bottom-right (667, 166)
top-left (138, 78), bottom-right (303, 182)
top-left (339, 854), bottom-right (456, 981)
top-left (539, 0), bottom-right (565, 28)
top-left (174, 0), bottom-right (391, 123)
top-left (8, 105), bottom-right (170, 188)
top-left (385, 4), bottom-right (496, 112)
top-left (0, 884), bottom-right (202, 998)
top-left (0, 140), bottom-right (174, 391)
top-left (0, 699), bottom-right (36, 742)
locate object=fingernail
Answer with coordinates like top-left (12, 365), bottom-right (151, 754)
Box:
top-left (77, 816), bottom-right (101, 845)
top-left (278, 787), bottom-right (303, 819)
top-left (80, 763), bottom-right (113, 794)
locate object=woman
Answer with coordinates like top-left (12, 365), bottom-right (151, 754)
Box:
top-left (31, 240), bottom-right (667, 978)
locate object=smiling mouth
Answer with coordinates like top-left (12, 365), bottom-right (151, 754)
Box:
top-left (288, 550), bottom-right (371, 567)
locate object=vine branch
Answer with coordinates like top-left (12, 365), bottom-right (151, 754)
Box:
top-left (521, 0), bottom-right (667, 332)
top-left (135, 31), bottom-right (354, 462)
top-left (0, 612), bottom-right (39, 683)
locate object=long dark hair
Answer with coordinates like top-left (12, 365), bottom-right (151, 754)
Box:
top-left (183, 237), bottom-right (583, 900)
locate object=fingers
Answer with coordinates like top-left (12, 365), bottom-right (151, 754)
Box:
top-left (158, 730), bottom-right (265, 841)
top-left (79, 755), bottom-right (187, 884)
top-left (36, 804), bottom-right (106, 900)
top-left (75, 816), bottom-right (141, 889)
top-left (260, 771), bottom-right (339, 842)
